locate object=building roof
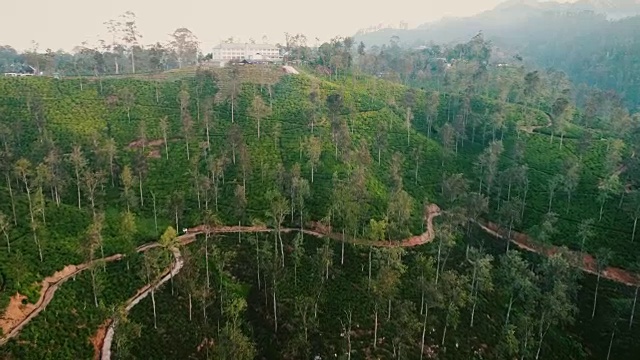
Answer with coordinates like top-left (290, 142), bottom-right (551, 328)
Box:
top-left (3, 64), bottom-right (36, 74)
top-left (213, 43), bottom-right (278, 50)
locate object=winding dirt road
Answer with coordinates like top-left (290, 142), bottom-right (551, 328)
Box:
top-left (0, 204), bottom-right (441, 354)
top-left (0, 242), bottom-right (161, 346)
top-left (0, 254), bottom-right (123, 346)
top-left (3, 202), bottom-right (639, 359)
top-left (99, 247), bottom-right (184, 360)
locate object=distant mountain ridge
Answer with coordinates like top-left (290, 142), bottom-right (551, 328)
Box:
top-left (355, 0), bottom-right (640, 47)
top-left (571, 0), bottom-right (640, 18)
top-left (415, 0), bottom-right (640, 31)
top-left (353, 0), bottom-right (640, 109)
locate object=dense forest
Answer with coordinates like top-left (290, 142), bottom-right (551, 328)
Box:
top-left (1, 13), bottom-right (640, 360)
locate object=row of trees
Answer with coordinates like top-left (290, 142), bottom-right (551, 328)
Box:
top-left (0, 12), bottom-right (200, 76)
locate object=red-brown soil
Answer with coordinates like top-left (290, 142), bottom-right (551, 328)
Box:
top-left (479, 220), bottom-right (640, 286)
top-left (0, 256), bottom-right (121, 346)
top-left (90, 321), bottom-right (109, 360)
top-left (127, 138), bottom-right (166, 149)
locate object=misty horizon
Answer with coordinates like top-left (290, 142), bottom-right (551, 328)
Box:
top-left (0, 0), bottom-right (580, 53)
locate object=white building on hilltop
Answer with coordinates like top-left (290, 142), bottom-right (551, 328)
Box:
top-left (211, 43), bottom-right (281, 62)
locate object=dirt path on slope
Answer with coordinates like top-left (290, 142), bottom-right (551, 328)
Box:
top-left (7, 200), bottom-right (638, 358)
top-left (0, 254), bottom-right (124, 346)
top-left (93, 204), bottom-right (441, 360)
top-left (0, 203), bottom-right (438, 356)
top-left (477, 220), bottom-right (640, 286)
top-left (179, 203), bottom-right (442, 249)
top-left (0, 243), bottom-right (163, 346)
top-left (99, 247), bottom-right (183, 360)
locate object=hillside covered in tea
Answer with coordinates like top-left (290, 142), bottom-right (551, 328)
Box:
top-left (0, 36), bottom-right (640, 360)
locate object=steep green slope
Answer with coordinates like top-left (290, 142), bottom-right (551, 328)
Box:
top-left (0, 65), bottom-right (638, 358)
top-left (0, 66), bottom-right (634, 299)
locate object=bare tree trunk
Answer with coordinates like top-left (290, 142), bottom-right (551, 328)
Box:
top-left (6, 174), bottom-right (16, 225)
top-left (505, 295), bottom-right (514, 327)
top-left (441, 318), bottom-right (448, 345)
top-left (521, 183), bottom-right (529, 218)
top-left (195, 178), bottom-right (201, 210)
top-left (325, 261), bottom-right (329, 280)
top-left (151, 192), bottom-right (158, 236)
top-left (202, 295), bottom-right (207, 323)
top-left (151, 289), bottom-right (157, 329)
top-left (373, 305), bottom-right (378, 349)
top-left (341, 229), bottom-right (345, 265)
top-left (91, 269), bottom-right (98, 307)
top-left (592, 273), bottom-right (601, 319)
top-left (163, 133), bottom-right (169, 160)
top-left (109, 157), bottom-right (115, 186)
top-left (347, 325), bottom-right (352, 360)
top-left (264, 272), bottom-right (269, 309)
top-left (606, 330), bottom-right (615, 360)
top-left (34, 230), bottom-right (43, 262)
top-left (368, 247), bottom-right (372, 290)
top-left (279, 230), bottom-right (285, 268)
top-left (520, 325), bottom-right (530, 360)
top-left (631, 286), bottom-right (638, 329)
top-left (535, 318), bottom-right (547, 360)
top-left (138, 176), bottom-right (144, 207)
top-left (436, 239), bottom-right (442, 285)
top-left (420, 304), bottom-right (428, 360)
top-left (4, 232), bottom-right (10, 253)
top-left (205, 233), bottom-right (210, 289)
top-left (75, 169), bottom-right (81, 209)
top-left (131, 51), bottom-right (136, 74)
top-left (189, 293), bottom-right (192, 321)
top-left (23, 178), bottom-right (43, 262)
top-left (273, 278), bottom-right (278, 332)
top-left (470, 266), bottom-right (478, 327)
top-left (205, 122), bottom-right (210, 148)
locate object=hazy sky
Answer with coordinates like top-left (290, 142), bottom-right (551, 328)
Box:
top-left (1, 0), bottom-right (574, 52)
